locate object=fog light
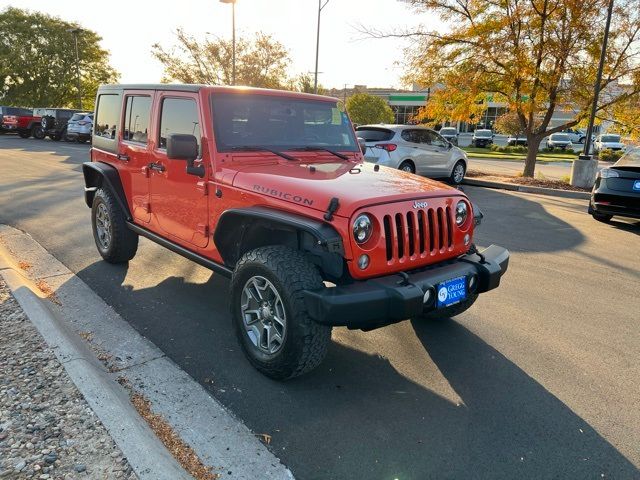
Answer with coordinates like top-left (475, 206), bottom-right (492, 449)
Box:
top-left (357, 254), bottom-right (370, 270)
top-left (464, 234), bottom-right (470, 245)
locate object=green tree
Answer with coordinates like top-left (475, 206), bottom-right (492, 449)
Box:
top-left (346, 93), bottom-right (394, 125)
top-left (379, 0), bottom-right (640, 177)
top-left (152, 29), bottom-right (290, 89)
top-left (288, 73), bottom-right (326, 95)
top-left (0, 7), bottom-right (118, 108)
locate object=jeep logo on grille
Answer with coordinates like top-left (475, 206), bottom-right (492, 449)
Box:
top-left (413, 200), bottom-right (428, 209)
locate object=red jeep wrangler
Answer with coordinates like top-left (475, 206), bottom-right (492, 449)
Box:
top-left (83, 84), bottom-right (509, 379)
top-left (0, 107), bottom-right (43, 138)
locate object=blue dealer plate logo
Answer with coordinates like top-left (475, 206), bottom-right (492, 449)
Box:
top-left (437, 276), bottom-right (467, 308)
top-left (633, 180), bottom-right (640, 191)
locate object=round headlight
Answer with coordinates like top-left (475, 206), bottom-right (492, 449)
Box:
top-left (455, 201), bottom-right (468, 226)
top-left (353, 214), bottom-right (373, 244)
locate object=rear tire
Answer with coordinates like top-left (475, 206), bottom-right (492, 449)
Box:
top-left (418, 294), bottom-right (478, 321)
top-left (32, 126), bottom-right (45, 139)
top-left (230, 246), bottom-right (331, 380)
top-left (91, 188), bottom-right (138, 263)
top-left (18, 130), bottom-right (31, 139)
top-left (399, 160), bottom-right (415, 174)
top-left (592, 212), bottom-right (612, 223)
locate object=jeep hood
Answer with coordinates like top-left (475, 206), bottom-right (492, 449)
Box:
top-left (230, 160), bottom-right (463, 218)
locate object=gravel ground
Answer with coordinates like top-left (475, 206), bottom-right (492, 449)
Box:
top-left (0, 279), bottom-right (138, 480)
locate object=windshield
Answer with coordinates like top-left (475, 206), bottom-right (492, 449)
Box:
top-left (475, 130), bottom-right (492, 137)
top-left (614, 148), bottom-right (640, 167)
top-left (70, 113), bottom-right (86, 121)
top-left (211, 93), bottom-right (358, 152)
top-left (356, 128), bottom-right (394, 142)
top-left (600, 135), bottom-right (621, 143)
top-left (551, 134), bottom-right (570, 141)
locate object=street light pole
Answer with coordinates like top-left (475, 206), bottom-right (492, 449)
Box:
top-left (220, 0), bottom-right (237, 85)
top-left (68, 28), bottom-right (83, 110)
top-left (314, 0), bottom-right (330, 94)
top-left (570, 0), bottom-right (615, 188)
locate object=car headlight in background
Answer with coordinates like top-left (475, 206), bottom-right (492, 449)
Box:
top-left (353, 214), bottom-right (373, 244)
top-left (455, 201), bottom-right (468, 226)
top-left (599, 168), bottom-right (619, 178)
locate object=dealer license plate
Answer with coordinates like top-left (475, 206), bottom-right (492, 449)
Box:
top-left (437, 276), bottom-right (467, 308)
top-left (633, 180), bottom-right (640, 191)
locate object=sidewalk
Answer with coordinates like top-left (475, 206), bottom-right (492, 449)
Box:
top-left (469, 157), bottom-right (612, 180)
top-left (0, 279), bottom-right (136, 480)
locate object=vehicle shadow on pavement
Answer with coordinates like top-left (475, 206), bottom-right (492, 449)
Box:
top-left (72, 262), bottom-right (639, 480)
top-left (463, 187), bottom-right (587, 253)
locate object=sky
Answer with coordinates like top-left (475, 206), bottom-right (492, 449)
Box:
top-left (9, 0), bottom-right (438, 90)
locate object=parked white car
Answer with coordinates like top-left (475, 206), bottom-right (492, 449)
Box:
top-left (562, 128), bottom-right (586, 144)
top-left (545, 133), bottom-right (572, 150)
top-left (356, 124), bottom-right (468, 184)
top-left (65, 112), bottom-right (93, 143)
top-left (594, 134), bottom-right (625, 153)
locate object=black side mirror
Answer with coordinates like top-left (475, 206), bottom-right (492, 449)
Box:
top-left (166, 134), bottom-right (204, 177)
top-left (357, 137), bottom-right (367, 154)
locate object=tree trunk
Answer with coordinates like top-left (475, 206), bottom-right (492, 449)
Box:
top-left (523, 135), bottom-right (543, 177)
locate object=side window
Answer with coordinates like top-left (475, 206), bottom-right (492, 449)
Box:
top-left (123, 96), bottom-right (152, 144)
top-left (401, 129), bottom-right (419, 143)
top-left (426, 131), bottom-right (448, 147)
top-left (158, 98), bottom-right (200, 152)
top-left (95, 94), bottom-right (120, 140)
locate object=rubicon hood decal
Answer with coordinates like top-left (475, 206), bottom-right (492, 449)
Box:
top-left (253, 184), bottom-right (314, 206)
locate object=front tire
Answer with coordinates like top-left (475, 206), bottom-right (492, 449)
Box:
top-left (230, 246), bottom-right (331, 380)
top-left (418, 294), bottom-right (478, 321)
top-left (91, 188), bottom-right (138, 263)
top-left (450, 160), bottom-right (466, 185)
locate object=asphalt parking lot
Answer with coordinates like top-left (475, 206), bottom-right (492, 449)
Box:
top-left (0, 136), bottom-right (639, 479)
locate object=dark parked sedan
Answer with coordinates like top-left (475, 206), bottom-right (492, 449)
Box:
top-left (588, 148), bottom-right (640, 222)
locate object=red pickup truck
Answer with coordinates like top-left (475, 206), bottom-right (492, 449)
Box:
top-left (0, 107), bottom-right (43, 139)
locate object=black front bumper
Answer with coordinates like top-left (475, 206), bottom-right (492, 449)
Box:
top-left (303, 245), bottom-right (509, 329)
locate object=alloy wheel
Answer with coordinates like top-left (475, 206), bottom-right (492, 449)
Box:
top-left (95, 203), bottom-right (112, 250)
top-left (453, 163), bottom-right (465, 183)
top-left (240, 276), bottom-right (287, 355)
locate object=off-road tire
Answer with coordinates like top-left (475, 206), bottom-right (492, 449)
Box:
top-left (230, 246), bottom-right (331, 380)
top-left (91, 187), bottom-right (138, 263)
top-left (50, 133), bottom-right (61, 141)
top-left (32, 126), bottom-right (45, 139)
top-left (18, 130), bottom-right (31, 139)
top-left (399, 160), bottom-right (415, 174)
top-left (418, 293), bottom-right (478, 321)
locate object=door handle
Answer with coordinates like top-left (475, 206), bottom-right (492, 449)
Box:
top-left (148, 162), bottom-right (165, 173)
top-left (116, 153), bottom-right (129, 161)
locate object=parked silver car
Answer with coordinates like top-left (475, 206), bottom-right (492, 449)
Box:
top-left (356, 125), bottom-right (468, 184)
top-left (545, 133), bottom-right (572, 150)
top-left (594, 134), bottom-right (625, 153)
top-left (65, 112), bottom-right (93, 143)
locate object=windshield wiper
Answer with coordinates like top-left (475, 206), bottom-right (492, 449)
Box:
top-left (230, 146), bottom-right (297, 161)
top-left (291, 146), bottom-right (349, 161)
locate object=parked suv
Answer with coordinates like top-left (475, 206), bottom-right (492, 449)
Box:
top-left (471, 129), bottom-right (494, 147)
top-left (356, 125), bottom-right (468, 184)
top-left (438, 127), bottom-right (459, 146)
top-left (34, 108), bottom-right (81, 141)
top-left (545, 133), bottom-right (572, 150)
top-left (66, 112), bottom-right (93, 143)
top-left (83, 84), bottom-right (509, 380)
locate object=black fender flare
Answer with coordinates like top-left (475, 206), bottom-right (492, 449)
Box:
top-left (82, 161), bottom-right (132, 220)
top-left (214, 207), bottom-right (345, 279)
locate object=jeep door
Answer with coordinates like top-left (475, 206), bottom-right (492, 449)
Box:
top-left (120, 91), bottom-right (155, 223)
top-left (148, 92), bottom-right (209, 248)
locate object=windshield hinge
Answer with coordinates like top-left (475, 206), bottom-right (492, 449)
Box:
top-left (324, 197), bottom-right (340, 221)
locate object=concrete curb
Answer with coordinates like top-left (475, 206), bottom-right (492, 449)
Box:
top-left (0, 258), bottom-right (192, 480)
top-left (463, 177), bottom-right (591, 200)
top-left (0, 225), bottom-right (295, 480)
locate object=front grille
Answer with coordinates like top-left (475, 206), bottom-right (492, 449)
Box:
top-left (382, 206), bottom-right (453, 262)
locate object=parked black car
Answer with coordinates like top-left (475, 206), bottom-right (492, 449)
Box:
top-left (588, 147), bottom-right (640, 222)
top-left (34, 108), bottom-right (81, 141)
